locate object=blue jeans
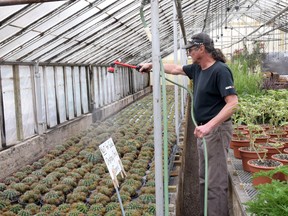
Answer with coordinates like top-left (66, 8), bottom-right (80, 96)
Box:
top-left (197, 120), bottom-right (233, 216)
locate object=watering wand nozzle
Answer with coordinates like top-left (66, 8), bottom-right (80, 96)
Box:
top-left (107, 60), bottom-right (145, 73)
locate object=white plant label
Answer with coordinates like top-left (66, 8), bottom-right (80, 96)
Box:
top-left (99, 138), bottom-right (124, 182)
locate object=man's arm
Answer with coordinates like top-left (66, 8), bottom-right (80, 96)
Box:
top-left (194, 94), bottom-right (238, 138)
top-left (139, 63), bottom-right (186, 75)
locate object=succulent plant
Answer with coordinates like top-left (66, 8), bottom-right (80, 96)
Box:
top-left (73, 186), bottom-right (89, 195)
top-left (88, 192), bottom-right (110, 205)
top-left (111, 191), bottom-right (131, 203)
top-left (10, 182), bottom-right (30, 194)
top-left (66, 209), bottom-right (85, 216)
top-left (0, 199), bottom-right (10, 212)
top-left (0, 183), bottom-right (7, 191)
top-left (139, 194), bottom-right (156, 204)
top-left (1, 189), bottom-right (20, 201)
top-left (88, 203), bottom-right (105, 215)
top-left (105, 202), bottom-right (120, 212)
top-left (78, 178), bottom-right (97, 191)
top-left (140, 186), bottom-right (155, 195)
top-left (84, 151), bottom-right (103, 164)
top-left (103, 209), bottom-right (122, 216)
top-left (3, 176), bottom-right (19, 185)
top-left (19, 190), bottom-right (41, 204)
top-left (66, 192), bottom-right (87, 204)
top-left (57, 203), bottom-right (71, 213)
top-left (124, 201), bottom-right (143, 211)
top-left (71, 202), bottom-right (89, 214)
top-left (40, 204), bottom-right (57, 214)
top-left (17, 209), bottom-right (32, 216)
top-left (9, 204), bottom-right (23, 214)
top-left (42, 190), bottom-right (64, 205)
top-left (2, 211), bottom-right (17, 216)
top-left (98, 186), bottom-right (114, 197)
top-left (125, 209), bottom-right (143, 216)
top-left (25, 203), bottom-right (40, 215)
top-left (60, 177), bottom-right (77, 188)
top-left (67, 172), bottom-right (82, 182)
top-left (55, 167), bottom-right (69, 175)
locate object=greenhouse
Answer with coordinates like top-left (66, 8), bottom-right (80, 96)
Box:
top-left (0, 0), bottom-right (288, 216)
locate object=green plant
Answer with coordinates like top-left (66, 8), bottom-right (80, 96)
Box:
top-left (245, 180), bottom-right (288, 215)
top-left (1, 189), bottom-right (20, 201)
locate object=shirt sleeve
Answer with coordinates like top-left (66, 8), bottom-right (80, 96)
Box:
top-left (217, 65), bottom-right (237, 97)
top-left (182, 64), bottom-right (198, 79)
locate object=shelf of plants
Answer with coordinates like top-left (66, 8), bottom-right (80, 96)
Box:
top-left (0, 90), bottom-right (178, 216)
top-left (229, 89), bottom-right (288, 215)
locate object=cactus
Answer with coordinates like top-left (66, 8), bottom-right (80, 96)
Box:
top-left (42, 190), bottom-right (64, 205)
top-left (66, 192), bottom-right (87, 204)
top-left (17, 210), bottom-right (32, 216)
top-left (125, 209), bottom-right (142, 216)
top-left (88, 203), bottom-right (105, 215)
top-left (139, 194), bottom-right (156, 204)
top-left (71, 202), bottom-right (88, 214)
top-left (25, 203), bottom-right (40, 215)
top-left (104, 209), bottom-right (122, 216)
top-left (33, 184), bottom-right (49, 194)
top-left (1, 189), bottom-right (20, 201)
top-left (124, 201), bottom-right (143, 211)
top-left (21, 175), bottom-right (38, 186)
top-left (40, 204), bottom-right (56, 214)
top-left (0, 183), bottom-right (7, 191)
top-left (3, 176), bottom-right (19, 185)
top-left (111, 191), bottom-right (131, 203)
top-left (105, 202), bottom-right (120, 212)
top-left (19, 190), bottom-right (41, 204)
top-left (9, 204), bottom-right (23, 214)
top-left (88, 193), bottom-right (110, 205)
top-left (11, 183), bottom-right (30, 193)
top-left (57, 203), bottom-right (70, 213)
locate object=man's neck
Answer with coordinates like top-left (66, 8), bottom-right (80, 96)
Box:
top-left (200, 57), bottom-right (216, 70)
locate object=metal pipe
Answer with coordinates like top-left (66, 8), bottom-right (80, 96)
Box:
top-left (0, 0), bottom-right (67, 6)
top-left (151, 0), bottom-right (163, 215)
top-left (174, 0), bottom-right (187, 44)
top-left (173, 2), bottom-right (179, 145)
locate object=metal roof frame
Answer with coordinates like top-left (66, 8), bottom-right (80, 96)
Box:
top-left (0, 0), bottom-right (287, 65)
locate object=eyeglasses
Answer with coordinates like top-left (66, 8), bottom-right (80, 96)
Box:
top-left (187, 46), bottom-right (199, 55)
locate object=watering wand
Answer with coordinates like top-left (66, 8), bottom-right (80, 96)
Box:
top-left (107, 60), bottom-right (143, 73)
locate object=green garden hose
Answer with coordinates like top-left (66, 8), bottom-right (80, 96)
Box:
top-left (139, 3), bottom-right (208, 216)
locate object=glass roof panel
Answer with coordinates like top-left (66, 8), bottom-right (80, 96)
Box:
top-left (52, 8), bottom-right (100, 36)
top-left (97, 0), bottom-right (118, 10)
top-left (11, 2), bottom-right (66, 28)
top-left (0, 31), bottom-right (39, 59)
top-left (0, 4), bottom-right (26, 20)
top-left (0, 25), bottom-right (19, 43)
top-left (65, 13), bottom-right (109, 39)
top-left (34, 1), bottom-right (89, 32)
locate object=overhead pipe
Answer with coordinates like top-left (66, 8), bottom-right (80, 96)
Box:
top-left (174, 0), bottom-right (187, 45)
top-left (0, 0), bottom-right (67, 6)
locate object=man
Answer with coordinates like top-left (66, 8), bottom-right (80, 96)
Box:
top-left (140, 32), bottom-right (238, 216)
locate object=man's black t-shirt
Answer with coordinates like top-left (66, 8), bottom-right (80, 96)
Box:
top-left (182, 61), bottom-right (237, 124)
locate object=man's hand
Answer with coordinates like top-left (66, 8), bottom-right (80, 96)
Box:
top-left (139, 63), bottom-right (152, 73)
top-left (194, 124), bottom-right (212, 138)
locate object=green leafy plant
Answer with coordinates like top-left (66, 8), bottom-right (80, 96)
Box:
top-left (245, 180), bottom-right (288, 215)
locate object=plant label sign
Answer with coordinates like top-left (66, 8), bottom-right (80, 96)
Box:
top-left (99, 138), bottom-right (126, 187)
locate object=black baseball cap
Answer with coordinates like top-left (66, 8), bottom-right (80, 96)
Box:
top-left (183, 32), bottom-right (214, 49)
